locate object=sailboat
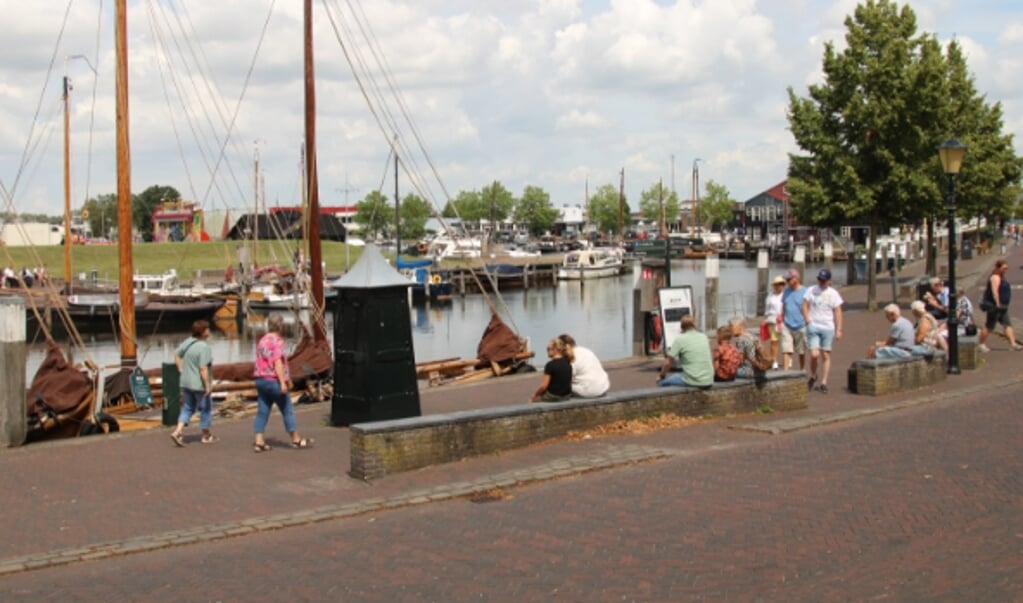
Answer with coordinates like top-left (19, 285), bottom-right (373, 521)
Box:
top-left (26, 0), bottom-right (333, 441)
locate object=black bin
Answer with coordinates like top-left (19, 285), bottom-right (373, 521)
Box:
top-left (960, 240), bottom-right (973, 260)
top-left (161, 362), bottom-right (180, 426)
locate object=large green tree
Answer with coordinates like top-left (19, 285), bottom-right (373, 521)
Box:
top-left (589, 183), bottom-right (631, 236)
top-left (442, 190), bottom-right (486, 223)
top-left (354, 190), bottom-right (392, 240)
top-left (134, 185), bottom-right (180, 241)
top-left (696, 180), bottom-right (735, 232)
top-left (480, 181), bottom-right (516, 230)
top-left (399, 193), bottom-right (431, 241)
top-left (514, 185), bottom-right (558, 234)
top-left (787, 0), bottom-right (980, 308)
top-left (638, 181), bottom-right (680, 233)
top-left (83, 193), bottom-right (117, 239)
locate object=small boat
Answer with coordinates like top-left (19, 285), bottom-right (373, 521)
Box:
top-left (425, 235), bottom-right (482, 260)
top-left (475, 263), bottom-right (526, 290)
top-left (396, 257), bottom-right (453, 304)
top-left (557, 247), bottom-right (625, 280)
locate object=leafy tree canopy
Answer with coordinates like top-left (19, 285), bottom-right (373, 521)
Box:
top-left (399, 193), bottom-right (431, 242)
top-left (514, 185), bottom-right (559, 235)
top-left (589, 183), bottom-right (631, 236)
top-left (697, 180), bottom-right (736, 232)
top-left (354, 190), bottom-right (392, 240)
top-left (638, 182), bottom-right (680, 232)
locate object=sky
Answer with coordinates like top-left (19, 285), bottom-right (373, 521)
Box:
top-left (0, 0), bottom-right (1021, 222)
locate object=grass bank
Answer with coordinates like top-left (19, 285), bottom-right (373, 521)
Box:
top-left (0, 240), bottom-right (367, 282)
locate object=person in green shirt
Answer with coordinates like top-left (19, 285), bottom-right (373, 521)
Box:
top-left (657, 314), bottom-right (714, 389)
top-left (170, 320), bottom-right (215, 446)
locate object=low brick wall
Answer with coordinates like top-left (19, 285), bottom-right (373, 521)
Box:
top-left (349, 371), bottom-right (808, 480)
top-left (847, 352), bottom-right (947, 396)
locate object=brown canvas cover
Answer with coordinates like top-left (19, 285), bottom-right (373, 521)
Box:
top-left (144, 329), bottom-right (332, 384)
top-left (476, 313), bottom-right (522, 364)
top-left (26, 342), bottom-right (92, 417)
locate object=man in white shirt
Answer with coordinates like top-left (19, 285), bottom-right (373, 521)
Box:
top-left (558, 333), bottom-right (610, 397)
top-left (802, 268), bottom-right (843, 393)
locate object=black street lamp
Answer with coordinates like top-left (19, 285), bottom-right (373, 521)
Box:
top-left (939, 138), bottom-right (967, 375)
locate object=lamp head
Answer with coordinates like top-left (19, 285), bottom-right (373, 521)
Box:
top-left (938, 138), bottom-right (967, 175)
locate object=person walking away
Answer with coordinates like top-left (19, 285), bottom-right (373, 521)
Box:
top-left (170, 320), bottom-right (215, 446)
top-left (763, 275), bottom-right (785, 369)
top-left (530, 338), bottom-right (574, 402)
top-left (780, 269), bottom-right (809, 371)
top-left (802, 268), bottom-right (843, 393)
top-left (867, 304), bottom-right (916, 359)
top-left (712, 325), bottom-right (743, 382)
top-left (657, 315), bottom-right (714, 388)
top-left (253, 314), bottom-right (313, 452)
top-left (978, 258), bottom-right (1023, 353)
top-left (558, 333), bottom-right (610, 398)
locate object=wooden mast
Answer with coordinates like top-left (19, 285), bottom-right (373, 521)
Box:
top-left (115, 0), bottom-right (136, 367)
top-left (304, 0), bottom-right (326, 341)
top-left (62, 74), bottom-right (72, 294)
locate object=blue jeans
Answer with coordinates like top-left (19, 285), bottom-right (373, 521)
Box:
top-left (178, 388), bottom-right (212, 430)
top-left (657, 373), bottom-right (711, 389)
top-left (807, 325), bottom-right (836, 351)
top-left (254, 378), bottom-right (297, 435)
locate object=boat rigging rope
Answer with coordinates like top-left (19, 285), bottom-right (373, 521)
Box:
top-left (322, 0), bottom-right (518, 329)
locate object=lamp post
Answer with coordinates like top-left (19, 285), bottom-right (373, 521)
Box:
top-left (939, 138), bottom-right (967, 375)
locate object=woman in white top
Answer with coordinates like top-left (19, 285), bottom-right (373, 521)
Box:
top-left (763, 275), bottom-right (786, 369)
top-left (558, 333), bottom-right (610, 397)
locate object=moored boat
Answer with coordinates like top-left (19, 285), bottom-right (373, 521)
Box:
top-left (557, 247), bottom-right (625, 280)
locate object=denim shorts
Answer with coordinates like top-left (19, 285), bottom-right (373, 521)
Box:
top-left (807, 325), bottom-right (835, 351)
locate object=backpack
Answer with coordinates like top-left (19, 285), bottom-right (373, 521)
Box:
top-left (750, 341), bottom-right (773, 372)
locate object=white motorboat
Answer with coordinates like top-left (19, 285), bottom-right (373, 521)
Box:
top-left (557, 247), bottom-right (625, 280)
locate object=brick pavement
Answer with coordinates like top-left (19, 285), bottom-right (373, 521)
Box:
top-left (0, 237), bottom-right (1020, 600)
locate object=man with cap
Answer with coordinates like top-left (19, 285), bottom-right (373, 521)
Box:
top-left (779, 268), bottom-right (808, 371)
top-left (802, 268), bottom-right (844, 393)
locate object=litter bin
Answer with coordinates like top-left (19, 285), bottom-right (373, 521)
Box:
top-left (161, 362), bottom-right (180, 426)
top-left (960, 239), bottom-right (973, 260)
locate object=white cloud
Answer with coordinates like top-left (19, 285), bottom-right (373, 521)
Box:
top-left (0, 0), bottom-right (1020, 218)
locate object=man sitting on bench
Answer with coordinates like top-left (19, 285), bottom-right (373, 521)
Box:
top-left (921, 277), bottom-right (949, 322)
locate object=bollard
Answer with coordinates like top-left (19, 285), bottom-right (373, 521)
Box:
top-left (793, 245), bottom-right (806, 285)
top-left (705, 254), bottom-right (719, 331)
top-left (823, 241), bottom-right (833, 274)
top-left (0, 297), bottom-right (27, 447)
top-left (161, 362), bottom-right (181, 427)
top-left (632, 288), bottom-right (645, 357)
top-left (756, 249), bottom-right (769, 316)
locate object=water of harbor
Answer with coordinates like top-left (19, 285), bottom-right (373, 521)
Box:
top-left (25, 258), bottom-right (848, 378)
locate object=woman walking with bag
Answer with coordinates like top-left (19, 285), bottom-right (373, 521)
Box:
top-left (978, 259), bottom-right (1023, 353)
top-left (170, 320), bottom-right (216, 446)
top-left (252, 315), bottom-right (313, 452)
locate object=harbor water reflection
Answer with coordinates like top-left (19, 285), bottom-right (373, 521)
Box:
top-left (26, 259), bottom-right (848, 378)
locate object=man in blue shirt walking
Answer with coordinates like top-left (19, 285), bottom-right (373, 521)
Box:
top-left (780, 268), bottom-right (808, 371)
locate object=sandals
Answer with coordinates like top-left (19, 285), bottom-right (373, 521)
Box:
top-left (290, 437), bottom-right (313, 449)
top-left (253, 442), bottom-right (272, 453)
top-left (170, 432), bottom-right (185, 447)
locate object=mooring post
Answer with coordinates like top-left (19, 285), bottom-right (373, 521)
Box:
top-left (756, 249), bottom-right (769, 317)
top-left (0, 296), bottom-right (26, 447)
top-left (793, 244), bottom-right (806, 285)
top-left (705, 254), bottom-right (719, 332)
top-left (824, 240), bottom-right (833, 274)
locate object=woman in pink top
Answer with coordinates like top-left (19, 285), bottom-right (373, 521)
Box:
top-left (252, 314), bottom-right (312, 452)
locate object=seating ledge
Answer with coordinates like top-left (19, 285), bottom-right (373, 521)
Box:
top-left (349, 371), bottom-right (807, 480)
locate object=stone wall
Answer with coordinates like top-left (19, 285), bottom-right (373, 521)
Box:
top-left (848, 352), bottom-right (947, 396)
top-left (350, 372), bottom-right (807, 480)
